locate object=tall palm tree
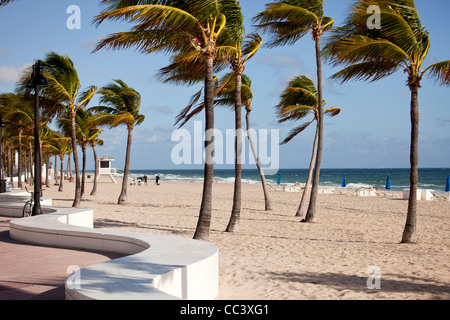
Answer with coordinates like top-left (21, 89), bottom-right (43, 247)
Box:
top-left (94, 0), bottom-right (244, 241)
top-left (170, 34), bottom-right (263, 232)
top-left (276, 75), bottom-right (340, 218)
top-left (1, 92), bottom-right (57, 190)
top-left (254, 0), bottom-right (334, 223)
top-left (92, 79), bottom-right (145, 204)
top-left (37, 52), bottom-right (97, 207)
top-left (59, 108), bottom-right (102, 199)
top-left (323, 0), bottom-right (449, 243)
top-left (225, 34), bottom-right (263, 233)
top-left (89, 131), bottom-right (104, 197)
top-left (214, 73), bottom-right (274, 212)
top-left (48, 131), bottom-right (72, 192)
top-left (0, 93), bottom-right (34, 189)
top-left (83, 108), bottom-right (104, 197)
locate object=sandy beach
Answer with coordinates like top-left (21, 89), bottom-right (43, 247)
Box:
top-left (43, 177), bottom-right (450, 300)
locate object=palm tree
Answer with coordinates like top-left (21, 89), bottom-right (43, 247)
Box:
top-left (171, 33), bottom-right (263, 232)
top-left (323, 0), bottom-right (449, 243)
top-left (37, 52), bottom-right (97, 207)
top-left (225, 34), bottom-right (263, 233)
top-left (89, 131), bottom-right (104, 197)
top-left (214, 73), bottom-right (274, 213)
top-left (48, 131), bottom-right (72, 192)
top-left (83, 108), bottom-right (104, 197)
top-left (0, 93), bottom-right (34, 189)
top-left (254, 0), bottom-right (334, 223)
top-left (59, 108), bottom-right (102, 199)
top-left (92, 79), bottom-right (145, 204)
top-left (94, 0), bottom-right (244, 241)
top-left (276, 75), bottom-right (340, 218)
top-left (0, 92), bottom-right (57, 190)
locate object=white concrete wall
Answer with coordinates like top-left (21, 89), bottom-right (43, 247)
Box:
top-left (0, 192), bottom-right (219, 300)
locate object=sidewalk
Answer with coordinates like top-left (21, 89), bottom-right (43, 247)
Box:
top-left (0, 217), bottom-right (121, 300)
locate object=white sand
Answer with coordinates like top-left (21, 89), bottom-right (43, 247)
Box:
top-left (43, 177), bottom-right (450, 300)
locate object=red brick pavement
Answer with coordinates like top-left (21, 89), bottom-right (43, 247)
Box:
top-left (0, 216), bottom-right (122, 300)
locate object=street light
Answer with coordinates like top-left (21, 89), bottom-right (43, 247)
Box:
top-left (26, 60), bottom-right (49, 215)
top-left (0, 114), bottom-right (6, 193)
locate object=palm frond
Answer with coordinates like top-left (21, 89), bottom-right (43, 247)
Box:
top-left (424, 60), bottom-right (450, 86)
top-left (253, 1), bottom-right (320, 48)
top-left (0, 0), bottom-right (16, 7)
top-left (95, 79), bottom-right (145, 129)
top-left (41, 52), bottom-right (80, 103)
top-left (323, 35), bottom-right (409, 68)
top-left (281, 122), bottom-right (314, 145)
top-left (324, 107), bottom-right (341, 117)
top-left (329, 60), bottom-right (400, 83)
top-left (242, 33), bottom-right (263, 63)
top-left (76, 85), bottom-right (98, 110)
top-left (277, 105), bottom-right (314, 123)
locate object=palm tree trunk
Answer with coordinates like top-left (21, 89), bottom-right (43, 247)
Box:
top-left (18, 130), bottom-right (22, 189)
top-left (59, 155), bottom-right (64, 192)
top-left (226, 72), bottom-right (243, 233)
top-left (297, 125), bottom-right (319, 217)
top-left (71, 113), bottom-right (82, 207)
top-left (81, 144), bottom-right (87, 200)
top-left (90, 143), bottom-right (99, 196)
top-left (402, 84), bottom-right (420, 243)
top-left (28, 141), bottom-right (33, 185)
top-left (305, 33), bottom-right (324, 223)
top-left (8, 148), bottom-right (12, 183)
top-left (246, 108), bottom-right (272, 211)
top-left (45, 154), bottom-right (50, 188)
top-left (193, 55), bottom-right (215, 241)
top-left (54, 155), bottom-right (57, 185)
top-left (68, 152), bottom-right (72, 179)
top-left (118, 127), bottom-right (133, 204)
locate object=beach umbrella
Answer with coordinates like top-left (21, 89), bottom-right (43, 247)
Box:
top-left (445, 175), bottom-right (450, 192)
top-left (341, 174), bottom-right (347, 188)
top-left (385, 174), bottom-right (391, 191)
top-left (277, 173), bottom-right (281, 185)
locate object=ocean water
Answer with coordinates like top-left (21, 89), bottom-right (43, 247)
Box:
top-left (124, 168), bottom-right (450, 192)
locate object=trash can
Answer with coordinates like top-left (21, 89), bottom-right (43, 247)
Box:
top-left (0, 180), bottom-right (7, 193)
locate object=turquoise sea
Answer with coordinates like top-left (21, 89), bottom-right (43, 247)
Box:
top-left (124, 168), bottom-right (450, 192)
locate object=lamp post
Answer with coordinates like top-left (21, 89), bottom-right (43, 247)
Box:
top-left (0, 115), bottom-right (6, 193)
top-left (26, 60), bottom-right (49, 215)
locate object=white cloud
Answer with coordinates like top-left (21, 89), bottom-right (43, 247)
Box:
top-left (0, 63), bottom-right (31, 83)
top-left (152, 104), bottom-right (173, 115)
top-left (257, 53), bottom-right (304, 69)
top-left (145, 135), bottom-right (160, 143)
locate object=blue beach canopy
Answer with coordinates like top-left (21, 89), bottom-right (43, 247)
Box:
top-left (341, 174), bottom-right (347, 188)
top-left (445, 175), bottom-right (450, 192)
top-left (385, 174), bottom-right (391, 191)
top-left (277, 173), bottom-right (281, 185)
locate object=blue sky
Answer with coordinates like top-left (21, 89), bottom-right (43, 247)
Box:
top-left (0, 0), bottom-right (449, 171)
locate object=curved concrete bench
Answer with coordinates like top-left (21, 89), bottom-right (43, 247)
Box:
top-left (1, 193), bottom-right (219, 300)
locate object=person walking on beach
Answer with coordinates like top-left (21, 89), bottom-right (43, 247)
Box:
top-left (155, 174), bottom-right (160, 186)
top-left (143, 174), bottom-right (148, 185)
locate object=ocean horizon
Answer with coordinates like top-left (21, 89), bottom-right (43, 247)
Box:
top-left (102, 167), bottom-right (450, 192)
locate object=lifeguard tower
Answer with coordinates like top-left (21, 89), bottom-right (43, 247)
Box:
top-left (96, 156), bottom-right (117, 184)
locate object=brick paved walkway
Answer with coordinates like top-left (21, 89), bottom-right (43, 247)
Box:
top-left (0, 217), bottom-right (122, 300)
